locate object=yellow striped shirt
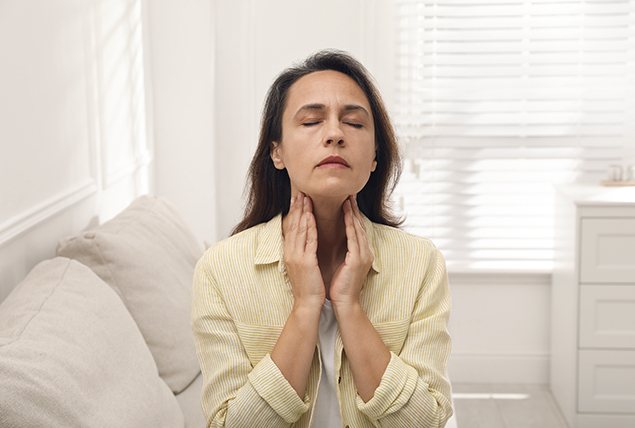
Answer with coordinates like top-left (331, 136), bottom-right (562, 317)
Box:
top-left (191, 214), bottom-right (453, 427)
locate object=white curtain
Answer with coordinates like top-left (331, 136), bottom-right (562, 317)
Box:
top-left (393, 0), bottom-right (635, 272)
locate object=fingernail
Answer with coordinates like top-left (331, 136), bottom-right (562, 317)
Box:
top-left (304, 196), bottom-right (309, 205)
top-left (290, 196), bottom-right (296, 207)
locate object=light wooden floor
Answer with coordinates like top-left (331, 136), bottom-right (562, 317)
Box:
top-left (450, 383), bottom-right (569, 428)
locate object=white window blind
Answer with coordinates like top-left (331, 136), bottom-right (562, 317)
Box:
top-left (393, 0), bottom-right (635, 272)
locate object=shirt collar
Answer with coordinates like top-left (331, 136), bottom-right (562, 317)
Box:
top-left (254, 213), bottom-right (381, 273)
top-left (254, 214), bottom-right (284, 269)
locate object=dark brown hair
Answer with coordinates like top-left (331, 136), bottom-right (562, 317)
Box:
top-left (232, 49), bottom-right (402, 235)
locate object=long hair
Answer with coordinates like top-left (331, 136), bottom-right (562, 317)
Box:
top-left (232, 49), bottom-right (402, 235)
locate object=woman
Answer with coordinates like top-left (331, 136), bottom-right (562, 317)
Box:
top-left (192, 50), bottom-right (452, 428)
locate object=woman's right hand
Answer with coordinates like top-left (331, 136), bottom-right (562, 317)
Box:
top-left (272, 193), bottom-right (324, 399)
top-left (283, 192), bottom-right (325, 309)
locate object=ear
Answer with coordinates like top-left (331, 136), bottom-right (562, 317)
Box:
top-left (270, 141), bottom-right (286, 170)
top-left (371, 150), bottom-right (377, 172)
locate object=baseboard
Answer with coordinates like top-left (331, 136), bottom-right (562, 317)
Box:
top-left (449, 353), bottom-right (549, 384)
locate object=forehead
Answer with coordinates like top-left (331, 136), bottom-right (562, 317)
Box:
top-left (284, 70), bottom-right (372, 115)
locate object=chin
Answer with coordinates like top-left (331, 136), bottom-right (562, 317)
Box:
top-left (308, 189), bottom-right (358, 202)
top-left (296, 180), bottom-right (366, 202)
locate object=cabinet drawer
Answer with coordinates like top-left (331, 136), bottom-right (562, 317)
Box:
top-left (578, 350), bottom-right (635, 414)
top-left (579, 285), bottom-right (635, 349)
top-left (580, 218), bottom-right (635, 283)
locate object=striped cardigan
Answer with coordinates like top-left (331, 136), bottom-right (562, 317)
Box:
top-left (191, 214), bottom-right (453, 428)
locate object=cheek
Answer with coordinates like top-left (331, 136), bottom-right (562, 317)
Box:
top-left (279, 147), bottom-right (309, 183)
top-left (365, 141), bottom-right (377, 171)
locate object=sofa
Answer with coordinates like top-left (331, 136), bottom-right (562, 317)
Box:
top-left (0, 195), bottom-right (207, 427)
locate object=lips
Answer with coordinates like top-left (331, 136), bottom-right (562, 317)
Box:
top-left (317, 155), bottom-right (349, 168)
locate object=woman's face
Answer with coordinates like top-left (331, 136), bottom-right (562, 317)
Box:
top-left (270, 70), bottom-right (377, 202)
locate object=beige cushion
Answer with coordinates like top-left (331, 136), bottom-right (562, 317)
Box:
top-left (56, 195), bottom-right (204, 394)
top-left (176, 372), bottom-right (207, 428)
top-left (0, 258), bottom-right (184, 427)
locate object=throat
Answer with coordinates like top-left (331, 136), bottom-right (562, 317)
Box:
top-left (318, 249), bottom-right (346, 300)
top-left (321, 268), bottom-right (336, 301)
top-left (311, 198), bottom-right (349, 299)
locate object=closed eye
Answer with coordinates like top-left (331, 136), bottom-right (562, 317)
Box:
top-left (346, 122), bottom-right (363, 129)
top-left (302, 121), bottom-right (321, 126)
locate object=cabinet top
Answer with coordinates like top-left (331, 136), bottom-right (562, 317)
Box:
top-left (555, 184), bottom-right (635, 206)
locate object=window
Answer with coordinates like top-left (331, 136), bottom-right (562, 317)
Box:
top-left (393, 0), bottom-right (635, 272)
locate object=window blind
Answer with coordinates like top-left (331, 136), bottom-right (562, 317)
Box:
top-left (393, 0), bottom-right (635, 272)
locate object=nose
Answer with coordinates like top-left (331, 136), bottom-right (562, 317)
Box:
top-left (324, 121), bottom-right (345, 146)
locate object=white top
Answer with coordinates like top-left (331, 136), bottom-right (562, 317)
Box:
top-left (312, 300), bottom-right (343, 427)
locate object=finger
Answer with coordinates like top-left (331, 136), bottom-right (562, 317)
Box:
top-left (352, 207), bottom-right (365, 237)
top-left (285, 193), bottom-right (303, 252)
top-left (350, 195), bottom-right (366, 231)
top-left (344, 200), bottom-right (360, 255)
top-left (347, 197), bottom-right (373, 263)
top-left (292, 193), bottom-right (305, 227)
top-left (289, 193), bottom-right (302, 222)
top-left (346, 196), bottom-right (365, 237)
top-left (350, 197), bottom-right (367, 238)
top-left (295, 194), bottom-right (306, 241)
top-left (352, 209), bottom-right (371, 260)
top-left (295, 194), bottom-right (310, 251)
top-left (304, 194), bottom-right (314, 216)
top-left (302, 195), bottom-right (316, 251)
top-left (305, 212), bottom-right (318, 255)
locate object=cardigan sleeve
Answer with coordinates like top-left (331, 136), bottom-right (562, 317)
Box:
top-left (356, 248), bottom-right (453, 427)
top-left (191, 256), bottom-right (310, 428)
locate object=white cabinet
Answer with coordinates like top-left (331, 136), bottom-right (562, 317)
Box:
top-left (551, 185), bottom-right (635, 428)
top-left (579, 218), bottom-right (635, 283)
top-left (579, 285), bottom-right (635, 349)
top-left (578, 350), bottom-right (635, 414)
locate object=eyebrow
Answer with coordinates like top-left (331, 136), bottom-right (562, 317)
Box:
top-left (294, 103), bottom-right (370, 118)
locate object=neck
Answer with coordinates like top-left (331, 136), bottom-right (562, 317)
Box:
top-left (281, 194), bottom-right (351, 267)
top-left (311, 197), bottom-right (346, 262)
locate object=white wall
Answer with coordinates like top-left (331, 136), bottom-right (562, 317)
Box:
top-left (0, 0), bottom-right (154, 303)
top-left (145, 0), bottom-right (217, 244)
top-left (448, 273), bottom-right (552, 383)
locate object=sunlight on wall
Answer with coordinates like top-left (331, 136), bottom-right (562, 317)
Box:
top-left (0, 0), bottom-right (152, 302)
top-left (87, 0), bottom-right (151, 197)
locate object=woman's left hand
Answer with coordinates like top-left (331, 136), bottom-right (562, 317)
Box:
top-left (328, 196), bottom-right (391, 403)
top-left (329, 195), bottom-right (374, 308)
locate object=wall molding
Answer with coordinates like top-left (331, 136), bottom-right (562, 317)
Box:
top-left (0, 180), bottom-right (98, 248)
top-left (81, 0), bottom-right (103, 191)
top-left (449, 352), bottom-right (550, 384)
top-left (449, 271), bottom-right (552, 287)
